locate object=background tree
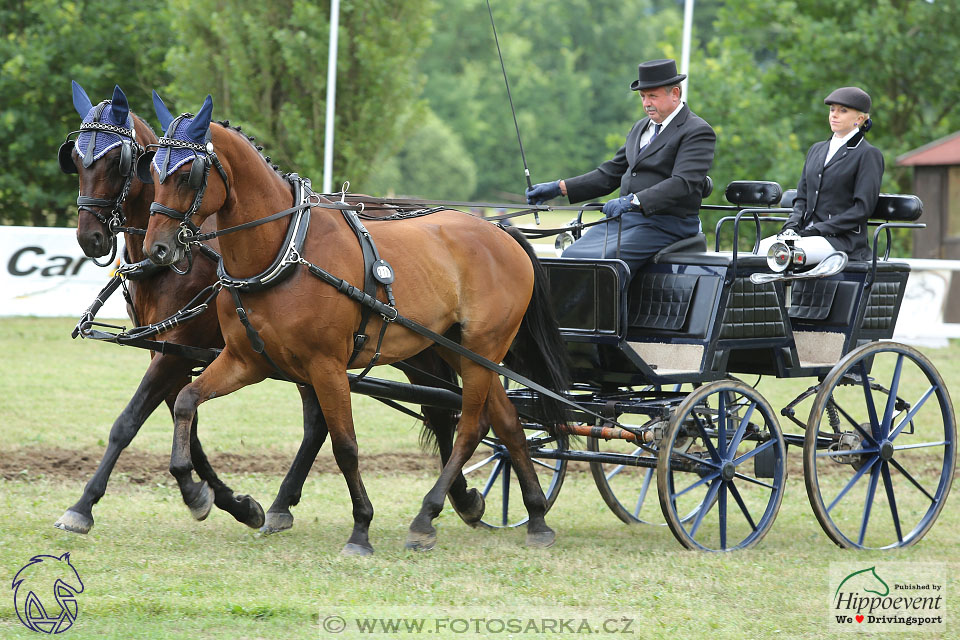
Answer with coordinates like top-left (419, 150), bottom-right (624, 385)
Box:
top-left (161, 0), bottom-right (434, 191)
top-left (0, 0), bottom-right (172, 226)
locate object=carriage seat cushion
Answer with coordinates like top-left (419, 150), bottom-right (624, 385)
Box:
top-left (725, 181), bottom-right (784, 207)
top-left (651, 233), bottom-right (707, 263)
top-left (779, 190), bottom-right (921, 222)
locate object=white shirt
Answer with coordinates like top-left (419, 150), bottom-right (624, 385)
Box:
top-left (638, 101), bottom-right (684, 148)
top-left (824, 128), bottom-right (858, 165)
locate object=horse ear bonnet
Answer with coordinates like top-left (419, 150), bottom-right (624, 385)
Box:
top-left (68, 80), bottom-right (136, 172)
top-left (152, 93), bottom-right (214, 187)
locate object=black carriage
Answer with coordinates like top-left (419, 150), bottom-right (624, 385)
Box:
top-left (473, 181), bottom-right (955, 551)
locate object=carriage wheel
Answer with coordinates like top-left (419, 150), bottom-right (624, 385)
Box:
top-left (803, 342), bottom-right (956, 549)
top-left (657, 380), bottom-right (787, 551)
top-left (459, 430), bottom-right (567, 529)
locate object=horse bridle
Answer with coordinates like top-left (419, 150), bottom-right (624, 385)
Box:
top-left (59, 101), bottom-right (145, 266)
top-left (137, 114), bottom-right (231, 274)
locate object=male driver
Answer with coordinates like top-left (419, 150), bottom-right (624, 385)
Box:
top-left (526, 59), bottom-right (715, 273)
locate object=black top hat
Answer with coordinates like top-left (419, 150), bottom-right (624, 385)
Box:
top-left (824, 87), bottom-right (871, 113)
top-left (630, 59), bottom-right (687, 91)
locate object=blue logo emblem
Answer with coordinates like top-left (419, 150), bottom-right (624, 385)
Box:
top-left (11, 553), bottom-right (84, 634)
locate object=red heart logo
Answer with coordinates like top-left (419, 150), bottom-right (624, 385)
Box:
top-left (856, 615), bottom-right (864, 623)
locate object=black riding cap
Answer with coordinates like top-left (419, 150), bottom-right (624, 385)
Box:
top-left (630, 59), bottom-right (687, 91)
top-left (824, 87), bottom-right (871, 113)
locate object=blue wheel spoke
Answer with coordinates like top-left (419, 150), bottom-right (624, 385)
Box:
top-left (894, 440), bottom-right (948, 451)
top-left (732, 472), bottom-right (774, 490)
top-left (692, 413), bottom-right (722, 463)
top-left (880, 462), bottom-right (903, 544)
top-left (859, 361), bottom-right (882, 441)
top-left (733, 438), bottom-right (775, 466)
top-left (717, 392), bottom-right (728, 454)
top-left (481, 459), bottom-right (503, 497)
top-left (532, 457), bottom-right (559, 472)
top-left (890, 386), bottom-right (936, 441)
top-left (727, 402), bottom-right (757, 458)
top-left (831, 401), bottom-right (879, 447)
top-left (816, 446), bottom-right (879, 458)
top-left (687, 478), bottom-right (720, 539)
top-left (888, 458), bottom-right (936, 503)
top-left (464, 453), bottom-right (497, 475)
top-left (718, 482), bottom-right (728, 550)
top-left (857, 463), bottom-right (882, 546)
top-left (634, 468), bottom-right (655, 517)
top-left (728, 483), bottom-right (757, 531)
top-left (881, 354), bottom-right (905, 438)
top-left (825, 456), bottom-right (879, 514)
top-left (605, 464), bottom-right (627, 482)
top-left (501, 462), bottom-right (511, 526)
top-left (673, 470), bottom-right (721, 499)
top-left (672, 448), bottom-right (721, 469)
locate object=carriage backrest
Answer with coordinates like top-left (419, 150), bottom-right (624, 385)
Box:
top-left (779, 189), bottom-right (923, 222)
top-left (724, 181), bottom-right (783, 207)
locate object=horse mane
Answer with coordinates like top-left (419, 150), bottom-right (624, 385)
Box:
top-left (214, 119), bottom-right (287, 179)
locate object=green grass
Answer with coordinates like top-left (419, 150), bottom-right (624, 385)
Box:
top-left (1, 318), bottom-right (958, 639)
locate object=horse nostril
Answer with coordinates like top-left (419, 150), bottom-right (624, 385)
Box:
top-left (92, 231), bottom-right (104, 247)
top-left (151, 243), bottom-right (169, 263)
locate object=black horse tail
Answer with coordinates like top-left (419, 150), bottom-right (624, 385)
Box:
top-left (502, 226), bottom-right (572, 428)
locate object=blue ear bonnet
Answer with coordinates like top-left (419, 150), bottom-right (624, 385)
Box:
top-left (152, 115), bottom-right (211, 183)
top-left (74, 102), bottom-right (135, 167)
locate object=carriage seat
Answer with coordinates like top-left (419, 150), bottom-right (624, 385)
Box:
top-left (780, 190), bottom-right (922, 224)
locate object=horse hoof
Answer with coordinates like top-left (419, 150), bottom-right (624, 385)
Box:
top-left (526, 529), bottom-right (556, 549)
top-left (54, 510), bottom-right (93, 535)
top-left (259, 511), bottom-right (294, 535)
top-left (238, 495), bottom-right (265, 529)
top-left (452, 489), bottom-right (485, 527)
top-left (405, 530), bottom-right (437, 552)
top-left (341, 542), bottom-right (374, 557)
top-left (188, 482), bottom-right (214, 521)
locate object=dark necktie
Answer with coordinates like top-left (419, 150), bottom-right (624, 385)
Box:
top-left (642, 123), bottom-right (661, 150)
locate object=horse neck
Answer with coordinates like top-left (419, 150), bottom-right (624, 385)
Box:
top-left (214, 130), bottom-right (299, 278)
top-left (122, 114), bottom-right (158, 264)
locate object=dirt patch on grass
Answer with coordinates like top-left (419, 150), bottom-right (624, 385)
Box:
top-left (0, 446), bottom-right (440, 483)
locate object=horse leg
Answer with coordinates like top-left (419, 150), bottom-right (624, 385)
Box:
top-left (483, 379), bottom-right (554, 548)
top-left (55, 354), bottom-right (190, 534)
top-left (309, 369), bottom-right (375, 556)
top-left (177, 402), bottom-right (265, 529)
top-left (406, 361), bottom-right (492, 550)
top-left (261, 384), bottom-right (329, 534)
top-left (169, 354), bottom-right (263, 523)
top-left (402, 351), bottom-right (485, 524)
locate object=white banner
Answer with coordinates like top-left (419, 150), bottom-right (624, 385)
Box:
top-left (0, 226), bottom-right (128, 318)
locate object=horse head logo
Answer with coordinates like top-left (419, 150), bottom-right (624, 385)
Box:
top-left (835, 566), bottom-right (890, 599)
top-left (11, 553), bottom-right (84, 634)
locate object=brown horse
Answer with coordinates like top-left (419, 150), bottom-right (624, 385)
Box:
top-left (61, 83), bottom-right (481, 538)
top-left (58, 82), bottom-right (327, 534)
top-left (139, 94), bottom-right (569, 554)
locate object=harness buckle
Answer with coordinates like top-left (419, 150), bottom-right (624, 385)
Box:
top-left (353, 333), bottom-right (369, 351)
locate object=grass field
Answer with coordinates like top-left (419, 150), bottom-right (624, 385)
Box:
top-left (1, 317), bottom-right (958, 639)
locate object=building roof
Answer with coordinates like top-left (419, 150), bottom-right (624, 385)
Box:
top-left (897, 130), bottom-right (960, 166)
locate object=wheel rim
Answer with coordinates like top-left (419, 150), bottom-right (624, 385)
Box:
top-left (658, 381), bottom-right (786, 551)
top-left (462, 430), bottom-right (567, 528)
top-left (804, 342), bottom-right (956, 549)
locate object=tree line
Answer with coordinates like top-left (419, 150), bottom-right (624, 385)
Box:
top-left (3, 0), bottom-right (958, 234)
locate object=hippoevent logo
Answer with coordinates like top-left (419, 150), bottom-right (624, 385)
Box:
top-left (830, 563), bottom-right (945, 632)
top-left (11, 553), bottom-right (84, 634)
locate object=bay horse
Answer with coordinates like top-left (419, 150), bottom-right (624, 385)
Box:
top-left (59, 82), bottom-right (480, 537)
top-left (139, 93), bottom-right (570, 554)
top-left (58, 81), bottom-right (314, 533)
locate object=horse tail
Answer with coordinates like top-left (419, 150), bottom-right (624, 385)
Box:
top-left (502, 226), bottom-right (571, 428)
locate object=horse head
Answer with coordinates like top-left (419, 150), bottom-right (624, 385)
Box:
top-left (141, 92), bottom-right (232, 266)
top-left (60, 81), bottom-right (157, 260)
top-left (12, 553), bottom-right (85, 633)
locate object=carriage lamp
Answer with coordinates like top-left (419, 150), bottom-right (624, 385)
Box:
top-left (765, 238), bottom-right (807, 273)
top-left (554, 218), bottom-right (580, 256)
